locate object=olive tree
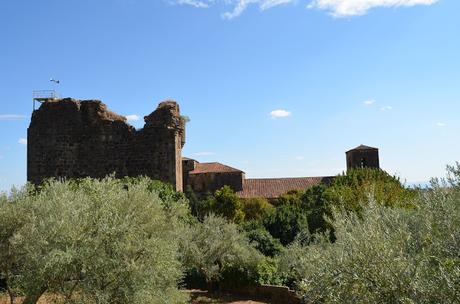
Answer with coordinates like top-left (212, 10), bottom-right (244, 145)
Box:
top-left (0, 188), bottom-right (29, 304)
top-left (1, 177), bottom-right (189, 304)
top-left (279, 164), bottom-right (460, 303)
top-left (180, 215), bottom-right (261, 290)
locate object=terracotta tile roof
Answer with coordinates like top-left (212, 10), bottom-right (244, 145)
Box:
top-left (237, 177), bottom-right (334, 199)
top-left (189, 162), bottom-right (244, 174)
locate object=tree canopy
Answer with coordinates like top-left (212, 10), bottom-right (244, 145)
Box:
top-left (0, 177), bottom-right (189, 304)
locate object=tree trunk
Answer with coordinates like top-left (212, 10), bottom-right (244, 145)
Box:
top-left (22, 288), bottom-right (46, 304)
top-left (7, 287), bottom-right (16, 304)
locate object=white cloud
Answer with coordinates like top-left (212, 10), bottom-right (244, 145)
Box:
top-left (18, 138), bottom-right (27, 146)
top-left (270, 109), bottom-right (291, 119)
top-left (169, 0), bottom-right (438, 18)
top-left (260, 0), bottom-right (294, 10)
top-left (170, 0), bottom-right (295, 19)
top-left (193, 151), bottom-right (216, 156)
top-left (175, 0), bottom-right (211, 8)
top-left (363, 99), bottom-right (375, 106)
top-left (0, 114), bottom-right (26, 121)
top-left (294, 156), bottom-right (305, 161)
top-left (125, 114), bottom-right (141, 122)
top-left (308, 0), bottom-right (438, 17)
top-left (380, 105), bottom-right (393, 112)
top-left (436, 122), bottom-right (446, 127)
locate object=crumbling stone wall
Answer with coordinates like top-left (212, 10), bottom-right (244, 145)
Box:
top-left (27, 98), bottom-right (185, 191)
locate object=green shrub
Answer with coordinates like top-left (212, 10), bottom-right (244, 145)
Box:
top-left (279, 165), bottom-right (460, 303)
top-left (264, 203), bottom-right (309, 246)
top-left (185, 185), bottom-right (202, 218)
top-left (294, 168), bottom-right (417, 237)
top-left (254, 257), bottom-right (286, 286)
top-left (242, 221), bottom-right (284, 257)
top-left (180, 215), bottom-right (261, 290)
top-left (0, 177), bottom-right (188, 304)
top-left (242, 197), bottom-right (275, 221)
top-left (300, 184), bottom-right (334, 235)
top-left (213, 186), bottom-right (245, 223)
top-left (326, 168), bottom-right (417, 212)
top-left (219, 256), bottom-right (286, 289)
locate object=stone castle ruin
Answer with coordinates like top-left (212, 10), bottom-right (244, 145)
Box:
top-left (28, 99), bottom-right (185, 191)
top-left (28, 98), bottom-right (380, 199)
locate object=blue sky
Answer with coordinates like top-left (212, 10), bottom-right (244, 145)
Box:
top-left (1, 0), bottom-right (459, 191)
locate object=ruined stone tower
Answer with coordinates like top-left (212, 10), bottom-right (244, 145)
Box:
top-left (27, 98), bottom-right (185, 191)
top-left (346, 145), bottom-right (380, 171)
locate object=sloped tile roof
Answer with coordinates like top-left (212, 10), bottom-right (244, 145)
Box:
top-left (237, 177), bottom-right (334, 199)
top-left (347, 145), bottom-right (378, 153)
top-left (189, 162), bottom-right (243, 174)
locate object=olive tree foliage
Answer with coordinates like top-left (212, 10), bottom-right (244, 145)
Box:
top-left (279, 164), bottom-right (460, 304)
top-left (179, 215), bottom-right (262, 289)
top-left (0, 177), bottom-right (189, 304)
top-left (0, 188), bottom-right (29, 303)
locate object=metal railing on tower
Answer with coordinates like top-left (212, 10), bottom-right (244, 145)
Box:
top-left (32, 90), bottom-right (61, 111)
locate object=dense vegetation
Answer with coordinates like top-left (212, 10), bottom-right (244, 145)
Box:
top-left (278, 168), bottom-right (460, 303)
top-left (1, 166), bottom-right (459, 303)
top-left (0, 177), bottom-right (189, 304)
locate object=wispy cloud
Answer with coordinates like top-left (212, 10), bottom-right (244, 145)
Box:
top-left (380, 105), bottom-right (393, 112)
top-left (363, 99), bottom-right (375, 106)
top-left (294, 155), bottom-right (305, 161)
top-left (193, 151), bottom-right (216, 156)
top-left (436, 122), bottom-right (446, 127)
top-left (308, 0), bottom-right (439, 17)
top-left (18, 138), bottom-right (27, 146)
top-left (270, 109), bottom-right (291, 119)
top-left (169, 0), bottom-right (438, 18)
top-left (170, 0), bottom-right (295, 19)
top-left (125, 114), bottom-right (141, 122)
top-left (174, 0), bottom-right (211, 8)
top-left (0, 114), bottom-right (26, 121)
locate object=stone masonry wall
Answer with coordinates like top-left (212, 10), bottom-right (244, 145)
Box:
top-left (27, 98), bottom-right (185, 191)
top-left (187, 171), bottom-right (244, 195)
top-left (346, 149), bottom-right (380, 171)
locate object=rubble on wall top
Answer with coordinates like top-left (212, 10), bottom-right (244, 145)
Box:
top-left (38, 98), bottom-right (127, 123)
top-left (144, 100), bottom-right (183, 129)
top-left (34, 98), bottom-right (184, 130)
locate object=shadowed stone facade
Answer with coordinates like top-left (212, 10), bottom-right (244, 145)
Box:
top-left (182, 158), bottom-right (244, 195)
top-left (27, 98), bottom-right (185, 191)
top-left (346, 145), bottom-right (380, 171)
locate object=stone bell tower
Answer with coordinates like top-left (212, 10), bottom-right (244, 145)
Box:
top-left (346, 145), bottom-right (380, 171)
